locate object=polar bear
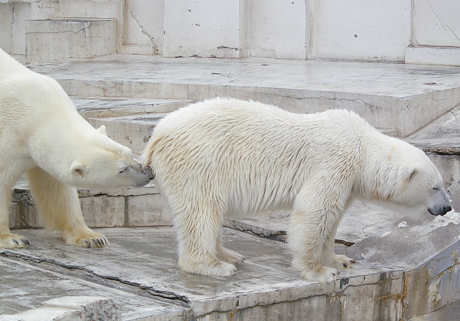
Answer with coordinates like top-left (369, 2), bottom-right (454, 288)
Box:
top-left (0, 48), bottom-right (153, 249)
top-left (143, 98), bottom-right (451, 282)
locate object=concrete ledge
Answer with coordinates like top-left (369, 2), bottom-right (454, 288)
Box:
top-left (0, 296), bottom-right (121, 321)
top-left (406, 47), bottom-right (460, 67)
top-left (25, 19), bottom-right (116, 63)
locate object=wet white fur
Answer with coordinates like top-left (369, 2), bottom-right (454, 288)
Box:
top-left (0, 48), bottom-right (152, 249)
top-left (143, 98), bottom-right (449, 282)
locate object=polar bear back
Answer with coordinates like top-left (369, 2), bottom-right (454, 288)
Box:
top-left (145, 98), bottom-right (370, 215)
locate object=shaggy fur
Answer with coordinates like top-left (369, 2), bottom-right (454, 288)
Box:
top-left (143, 98), bottom-right (451, 282)
top-left (0, 48), bottom-right (153, 249)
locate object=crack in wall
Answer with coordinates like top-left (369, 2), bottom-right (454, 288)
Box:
top-left (425, 0), bottom-right (460, 42)
top-left (125, 0), bottom-right (156, 52)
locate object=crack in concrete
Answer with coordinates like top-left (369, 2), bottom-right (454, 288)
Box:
top-left (450, 108), bottom-right (460, 125)
top-left (0, 251), bottom-right (191, 307)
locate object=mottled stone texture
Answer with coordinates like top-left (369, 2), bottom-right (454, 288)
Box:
top-left (25, 19), bottom-right (116, 63)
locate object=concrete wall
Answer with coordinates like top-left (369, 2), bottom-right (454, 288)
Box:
top-left (1, 0), bottom-right (459, 65)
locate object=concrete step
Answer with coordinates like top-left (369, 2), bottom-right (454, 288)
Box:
top-left (405, 104), bottom-right (460, 187)
top-left (72, 97), bottom-right (191, 154)
top-left (27, 54), bottom-right (460, 137)
top-left (10, 177), bottom-right (172, 231)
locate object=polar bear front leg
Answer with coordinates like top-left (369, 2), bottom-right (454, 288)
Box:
top-left (321, 218), bottom-right (355, 269)
top-left (289, 207), bottom-right (339, 283)
top-left (216, 233), bottom-right (245, 266)
top-left (27, 167), bottom-right (107, 248)
top-left (174, 202), bottom-right (237, 277)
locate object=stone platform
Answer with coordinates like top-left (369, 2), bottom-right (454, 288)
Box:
top-left (3, 55), bottom-right (460, 320)
top-left (26, 54), bottom-right (460, 137)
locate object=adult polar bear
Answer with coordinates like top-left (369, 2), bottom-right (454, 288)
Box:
top-left (0, 48), bottom-right (152, 249)
top-left (143, 98), bottom-right (451, 282)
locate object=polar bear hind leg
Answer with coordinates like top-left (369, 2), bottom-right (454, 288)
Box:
top-left (174, 197), bottom-right (237, 276)
top-left (0, 164), bottom-right (31, 248)
top-left (27, 167), bottom-right (107, 248)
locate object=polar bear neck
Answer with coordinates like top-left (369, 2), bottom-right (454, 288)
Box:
top-left (356, 130), bottom-right (421, 203)
top-left (0, 48), bottom-right (30, 81)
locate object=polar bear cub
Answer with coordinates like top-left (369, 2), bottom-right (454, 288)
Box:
top-left (143, 98), bottom-right (451, 282)
top-left (0, 48), bottom-right (153, 249)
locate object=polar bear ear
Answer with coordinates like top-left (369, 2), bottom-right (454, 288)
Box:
top-left (70, 160), bottom-right (86, 178)
top-left (403, 166), bottom-right (417, 181)
top-left (96, 125), bottom-right (108, 136)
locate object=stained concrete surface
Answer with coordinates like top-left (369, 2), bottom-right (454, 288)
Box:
top-left (1, 227), bottom-right (404, 320)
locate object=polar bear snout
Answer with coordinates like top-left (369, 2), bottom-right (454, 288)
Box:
top-left (427, 188), bottom-right (452, 216)
top-left (132, 164), bottom-right (154, 187)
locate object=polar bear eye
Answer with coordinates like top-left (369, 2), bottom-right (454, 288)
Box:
top-left (433, 187), bottom-right (440, 191)
top-left (118, 164), bottom-right (128, 174)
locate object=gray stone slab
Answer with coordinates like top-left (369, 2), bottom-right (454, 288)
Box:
top-left (73, 97), bottom-right (191, 118)
top-left (0, 255), bottom-right (188, 320)
top-left (1, 227), bottom-right (404, 320)
top-left (410, 300), bottom-right (460, 321)
top-left (25, 55), bottom-right (460, 136)
top-left (347, 211), bottom-right (460, 269)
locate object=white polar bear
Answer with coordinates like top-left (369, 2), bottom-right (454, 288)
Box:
top-left (0, 48), bottom-right (153, 249)
top-left (143, 98), bottom-right (451, 282)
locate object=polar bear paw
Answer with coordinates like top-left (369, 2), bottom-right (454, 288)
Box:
top-left (217, 247), bottom-right (245, 266)
top-left (326, 254), bottom-right (356, 269)
top-left (300, 266), bottom-right (339, 283)
top-left (293, 259), bottom-right (339, 283)
top-left (0, 233), bottom-right (30, 249)
top-left (64, 230), bottom-right (108, 248)
top-left (179, 253), bottom-right (237, 277)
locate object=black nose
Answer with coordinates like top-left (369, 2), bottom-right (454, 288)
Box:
top-left (428, 205), bottom-right (452, 216)
top-left (442, 205), bottom-right (452, 215)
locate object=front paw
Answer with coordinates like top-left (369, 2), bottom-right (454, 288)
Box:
top-left (0, 233), bottom-right (30, 249)
top-left (293, 258), bottom-right (339, 282)
top-left (329, 254), bottom-right (355, 269)
top-left (300, 265), bottom-right (339, 283)
top-left (64, 230), bottom-right (108, 248)
top-left (217, 247), bottom-right (245, 266)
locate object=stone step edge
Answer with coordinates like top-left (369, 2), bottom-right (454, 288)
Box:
top-left (10, 181), bottom-right (172, 230)
top-left (73, 97), bottom-right (192, 119)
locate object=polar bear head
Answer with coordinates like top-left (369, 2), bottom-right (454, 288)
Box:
top-left (363, 137), bottom-right (451, 216)
top-left (65, 125), bottom-right (154, 189)
top-left (31, 122), bottom-right (153, 190)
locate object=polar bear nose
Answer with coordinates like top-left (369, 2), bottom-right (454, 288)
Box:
top-left (442, 205), bottom-right (452, 215)
top-left (428, 205), bottom-right (452, 216)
